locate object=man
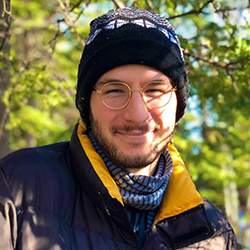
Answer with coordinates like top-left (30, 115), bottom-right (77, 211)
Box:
top-left (0, 7), bottom-right (238, 250)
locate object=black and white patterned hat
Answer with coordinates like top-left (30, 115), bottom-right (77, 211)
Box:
top-left (76, 7), bottom-right (189, 126)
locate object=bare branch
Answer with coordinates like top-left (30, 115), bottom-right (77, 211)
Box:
top-left (214, 7), bottom-right (237, 14)
top-left (0, 0), bottom-right (4, 17)
top-left (72, 0), bottom-right (91, 25)
top-left (0, 93), bottom-right (10, 142)
top-left (48, 0), bottom-right (91, 50)
top-left (111, 0), bottom-right (125, 9)
top-left (0, 22), bottom-right (10, 51)
top-left (57, 0), bottom-right (66, 12)
top-left (0, 104), bottom-right (9, 141)
top-left (70, 0), bottom-right (85, 12)
top-left (184, 49), bottom-right (238, 70)
top-left (167, 0), bottom-right (214, 20)
top-left (0, 0), bottom-right (13, 51)
top-left (146, 0), bottom-right (155, 12)
top-left (225, 67), bottom-right (237, 90)
top-left (184, 49), bottom-right (239, 90)
top-left (48, 19), bottom-right (66, 45)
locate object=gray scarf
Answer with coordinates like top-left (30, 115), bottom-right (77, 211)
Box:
top-left (88, 131), bottom-right (173, 210)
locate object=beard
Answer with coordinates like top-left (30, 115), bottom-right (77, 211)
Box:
top-left (90, 113), bottom-right (174, 171)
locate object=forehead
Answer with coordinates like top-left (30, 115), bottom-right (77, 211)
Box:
top-left (95, 65), bottom-right (172, 87)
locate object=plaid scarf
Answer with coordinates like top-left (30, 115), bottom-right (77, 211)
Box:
top-left (88, 131), bottom-right (173, 210)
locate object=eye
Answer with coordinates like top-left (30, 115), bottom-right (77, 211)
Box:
top-left (102, 83), bottom-right (128, 96)
top-left (103, 88), bottom-right (125, 94)
top-left (144, 83), bottom-right (170, 97)
top-left (145, 88), bottom-right (165, 93)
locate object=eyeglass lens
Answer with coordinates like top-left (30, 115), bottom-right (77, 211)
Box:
top-left (100, 82), bottom-right (173, 109)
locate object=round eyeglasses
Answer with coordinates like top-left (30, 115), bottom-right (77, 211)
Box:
top-left (93, 81), bottom-right (177, 110)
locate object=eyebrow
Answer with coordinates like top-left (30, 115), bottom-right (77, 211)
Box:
top-left (95, 79), bottom-right (124, 87)
top-left (147, 80), bottom-right (172, 85)
top-left (95, 78), bottom-right (173, 88)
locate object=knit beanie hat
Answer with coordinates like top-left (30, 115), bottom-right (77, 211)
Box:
top-left (76, 7), bottom-right (189, 127)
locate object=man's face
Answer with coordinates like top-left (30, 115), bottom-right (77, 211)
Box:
top-left (90, 65), bottom-right (177, 171)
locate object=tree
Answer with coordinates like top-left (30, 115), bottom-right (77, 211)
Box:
top-left (0, 0), bottom-right (12, 158)
top-left (0, 0), bottom-right (249, 247)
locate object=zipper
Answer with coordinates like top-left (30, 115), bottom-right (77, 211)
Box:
top-left (97, 191), bottom-right (141, 249)
top-left (97, 191), bottom-right (111, 216)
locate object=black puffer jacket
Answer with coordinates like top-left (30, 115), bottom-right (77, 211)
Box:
top-left (0, 123), bottom-right (238, 250)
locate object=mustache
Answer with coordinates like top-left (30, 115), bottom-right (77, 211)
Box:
top-left (110, 123), bottom-right (161, 134)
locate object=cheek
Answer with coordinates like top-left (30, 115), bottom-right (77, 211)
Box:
top-left (90, 93), bottom-right (100, 114)
top-left (90, 94), bottom-right (118, 127)
top-left (90, 94), bottom-right (107, 120)
top-left (162, 94), bottom-right (178, 125)
top-left (151, 101), bottom-right (177, 127)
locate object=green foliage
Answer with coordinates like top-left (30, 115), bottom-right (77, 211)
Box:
top-left (1, 0), bottom-right (250, 245)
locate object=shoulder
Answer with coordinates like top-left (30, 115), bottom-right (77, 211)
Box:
top-left (203, 198), bottom-right (235, 235)
top-left (0, 142), bottom-right (70, 174)
top-left (0, 142), bottom-right (75, 211)
top-left (202, 198), bottom-right (238, 249)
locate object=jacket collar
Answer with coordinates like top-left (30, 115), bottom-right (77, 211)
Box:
top-left (69, 123), bottom-right (112, 209)
top-left (70, 122), bottom-right (204, 222)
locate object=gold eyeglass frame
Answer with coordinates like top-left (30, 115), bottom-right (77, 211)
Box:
top-left (93, 81), bottom-right (177, 110)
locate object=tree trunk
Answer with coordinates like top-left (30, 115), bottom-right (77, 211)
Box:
top-left (223, 180), bottom-right (240, 234)
top-left (242, 186), bottom-right (250, 248)
top-left (0, 0), bottom-right (11, 158)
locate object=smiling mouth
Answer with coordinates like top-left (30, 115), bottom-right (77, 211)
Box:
top-left (111, 123), bottom-right (161, 137)
top-left (118, 130), bottom-right (151, 136)
top-left (112, 124), bottom-right (161, 135)
top-left (116, 126), bottom-right (160, 137)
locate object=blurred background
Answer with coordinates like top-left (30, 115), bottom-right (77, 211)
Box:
top-left (0, 0), bottom-right (249, 248)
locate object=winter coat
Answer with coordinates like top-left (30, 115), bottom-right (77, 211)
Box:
top-left (0, 123), bottom-right (238, 250)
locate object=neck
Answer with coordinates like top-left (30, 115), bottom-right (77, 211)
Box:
top-left (127, 155), bottom-right (160, 176)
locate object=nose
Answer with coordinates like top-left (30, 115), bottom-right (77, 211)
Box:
top-left (122, 91), bottom-right (150, 125)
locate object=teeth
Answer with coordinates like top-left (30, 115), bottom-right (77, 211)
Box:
top-left (129, 131), bottom-right (144, 135)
